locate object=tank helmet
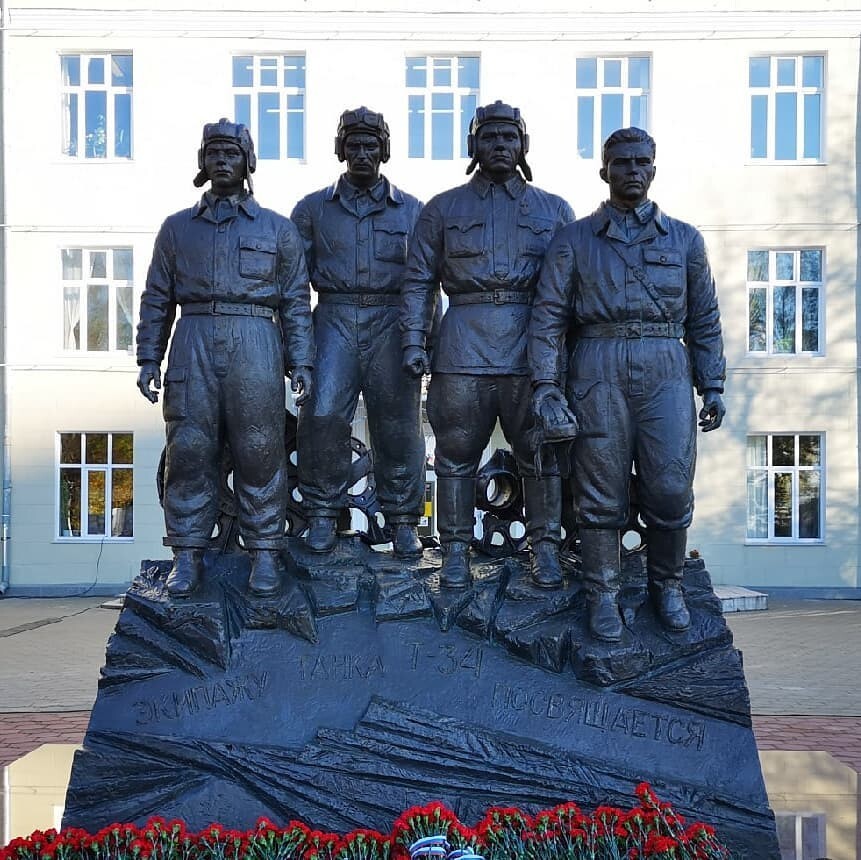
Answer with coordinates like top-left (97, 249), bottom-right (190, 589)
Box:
top-left (335, 106), bottom-right (390, 163)
top-left (466, 100), bottom-right (532, 181)
top-left (193, 118), bottom-right (257, 192)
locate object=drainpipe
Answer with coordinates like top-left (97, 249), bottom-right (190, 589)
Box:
top-left (0, 0), bottom-right (9, 595)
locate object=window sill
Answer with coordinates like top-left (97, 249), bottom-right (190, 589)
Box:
top-left (54, 536), bottom-right (134, 543)
top-left (744, 160), bottom-right (826, 167)
top-left (744, 539), bottom-right (824, 546)
top-left (744, 352), bottom-right (825, 359)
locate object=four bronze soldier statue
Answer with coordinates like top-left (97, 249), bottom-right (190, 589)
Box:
top-left (137, 105), bottom-right (726, 640)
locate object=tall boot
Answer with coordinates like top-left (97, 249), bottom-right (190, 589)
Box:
top-left (166, 548), bottom-right (204, 598)
top-left (647, 528), bottom-right (691, 631)
top-left (523, 476), bottom-right (563, 588)
top-left (579, 528), bottom-right (624, 642)
top-left (247, 549), bottom-right (285, 597)
top-left (436, 476), bottom-right (475, 589)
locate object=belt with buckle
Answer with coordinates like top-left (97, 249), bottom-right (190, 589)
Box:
top-left (577, 321), bottom-right (685, 339)
top-left (316, 292), bottom-right (400, 307)
top-left (181, 301), bottom-right (275, 319)
top-left (449, 290), bottom-right (532, 306)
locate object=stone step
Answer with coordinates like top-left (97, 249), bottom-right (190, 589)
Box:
top-left (715, 586), bottom-right (768, 613)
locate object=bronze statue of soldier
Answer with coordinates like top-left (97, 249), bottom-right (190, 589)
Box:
top-left (291, 108), bottom-right (425, 558)
top-left (530, 127), bottom-right (726, 641)
top-left (401, 101), bottom-right (575, 589)
top-left (136, 119), bottom-right (315, 599)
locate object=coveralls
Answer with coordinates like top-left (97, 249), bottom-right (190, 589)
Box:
top-left (529, 200), bottom-right (726, 532)
top-left (137, 191), bottom-right (315, 550)
top-left (402, 171), bottom-right (574, 546)
top-left (291, 176), bottom-right (425, 523)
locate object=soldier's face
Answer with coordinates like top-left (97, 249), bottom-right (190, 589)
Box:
top-left (204, 142), bottom-right (246, 197)
top-left (600, 142), bottom-right (656, 209)
top-left (344, 133), bottom-right (383, 186)
top-left (475, 122), bottom-right (522, 182)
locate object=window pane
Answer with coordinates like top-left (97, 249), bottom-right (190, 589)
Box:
top-left (458, 56), bottom-right (479, 89)
top-left (116, 285), bottom-right (133, 351)
top-left (747, 435), bottom-right (767, 467)
top-left (258, 92), bottom-right (280, 159)
top-left (801, 287), bottom-right (819, 352)
top-left (773, 286), bottom-right (796, 353)
top-left (61, 433), bottom-right (82, 464)
top-left (111, 468), bottom-right (134, 537)
top-left (749, 57), bottom-right (770, 87)
top-left (84, 90), bottom-right (107, 158)
top-left (775, 92), bottom-right (797, 160)
top-left (799, 471), bottom-right (821, 539)
top-left (111, 54), bottom-right (132, 86)
top-left (629, 95), bottom-right (647, 129)
top-left (63, 286), bottom-right (81, 350)
top-left (88, 471), bottom-right (106, 536)
top-left (87, 57), bottom-right (105, 85)
top-left (803, 93), bottom-right (821, 159)
top-left (112, 433), bottom-right (133, 464)
top-left (628, 56), bottom-right (649, 88)
top-left (86, 434), bottom-right (109, 466)
top-left (60, 468), bottom-right (81, 536)
top-left (233, 56), bottom-right (253, 87)
top-left (604, 59), bottom-right (622, 87)
top-left (576, 57), bottom-right (597, 89)
top-left (408, 94), bottom-right (425, 158)
top-left (260, 57), bottom-right (277, 87)
top-left (777, 57), bottom-right (796, 86)
top-left (748, 288), bottom-right (766, 351)
top-left (89, 251), bottom-right (107, 278)
top-left (460, 93), bottom-right (477, 159)
top-left (773, 435), bottom-right (795, 467)
top-left (776, 817), bottom-right (797, 860)
top-left (114, 93), bottom-right (131, 158)
top-left (63, 93), bottom-right (79, 157)
top-left (87, 284), bottom-right (109, 351)
top-left (406, 57), bottom-right (426, 88)
top-left (774, 472), bottom-right (793, 537)
top-left (431, 92), bottom-right (453, 160)
top-left (284, 55), bottom-right (305, 89)
top-left (746, 470), bottom-right (768, 538)
top-left (802, 55), bottom-right (823, 88)
top-left (799, 249), bottom-right (822, 281)
top-left (62, 55), bottom-right (81, 87)
top-left (776, 251), bottom-right (794, 280)
top-left (286, 94), bottom-right (304, 159)
top-left (234, 94), bottom-right (251, 130)
top-left (601, 93), bottom-right (623, 145)
top-left (432, 58), bottom-right (451, 87)
top-left (750, 94), bottom-right (768, 158)
top-left (747, 250), bottom-right (769, 281)
top-left (577, 96), bottom-right (594, 158)
top-left (62, 248), bottom-right (83, 280)
top-left (113, 249), bottom-right (133, 280)
top-left (799, 435), bottom-right (820, 466)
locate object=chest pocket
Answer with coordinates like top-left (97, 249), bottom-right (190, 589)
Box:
top-left (518, 215), bottom-right (555, 257)
top-left (444, 216), bottom-right (485, 258)
top-left (373, 226), bottom-right (408, 264)
top-left (239, 236), bottom-right (277, 281)
top-left (643, 248), bottom-right (683, 296)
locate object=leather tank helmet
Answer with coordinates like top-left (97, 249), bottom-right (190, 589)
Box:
top-left (193, 118), bottom-right (257, 193)
top-left (466, 100), bottom-right (533, 181)
top-left (335, 106), bottom-right (391, 163)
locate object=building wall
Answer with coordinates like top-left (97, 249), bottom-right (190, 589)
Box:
top-left (2, 0), bottom-right (859, 591)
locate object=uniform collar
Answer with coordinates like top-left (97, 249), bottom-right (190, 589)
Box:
top-left (470, 170), bottom-right (527, 200)
top-left (193, 191), bottom-right (259, 221)
top-left (326, 174), bottom-right (402, 205)
top-left (591, 199), bottom-right (667, 236)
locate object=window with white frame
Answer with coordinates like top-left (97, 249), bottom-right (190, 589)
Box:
top-left (58, 432), bottom-right (133, 539)
top-left (775, 812), bottom-right (825, 859)
top-left (232, 55), bottom-right (305, 160)
top-left (62, 248), bottom-right (134, 352)
top-left (747, 434), bottom-right (823, 542)
top-left (575, 56), bottom-right (650, 159)
top-left (61, 53), bottom-right (132, 159)
top-left (747, 249), bottom-right (822, 354)
top-left (406, 56), bottom-right (479, 160)
top-left (749, 55), bottom-right (824, 161)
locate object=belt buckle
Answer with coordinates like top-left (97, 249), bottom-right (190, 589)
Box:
top-left (207, 301), bottom-right (218, 315)
top-left (493, 289), bottom-right (505, 305)
top-left (359, 294), bottom-right (373, 307)
top-left (626, 321), bottom-right (642, 338)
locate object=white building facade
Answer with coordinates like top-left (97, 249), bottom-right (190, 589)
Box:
top-left (1, 0), bottom-right (859, 595)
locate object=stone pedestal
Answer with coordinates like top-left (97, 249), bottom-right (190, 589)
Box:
top-left (63, 539), bottom-right (780, 857)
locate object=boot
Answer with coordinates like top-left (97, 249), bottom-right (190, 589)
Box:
top-left (648, 528), bottom-right (691, 631)
top-left (247, 550), bottom-right (284, 597)
top-left (436, 476), bottom-right (476, 589)
top-left (579, 528), bottom-right (624, 642)
top-left (439, 541), bottom-right (471, 589)
top-left (391, 522), bottom-right (423, 559)
top-left (523, 476), bottom-right (563, 588)
top-left (305, 515), bottom-right (338, 553)
top-left (166, 548), bottom-right (204, 598)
